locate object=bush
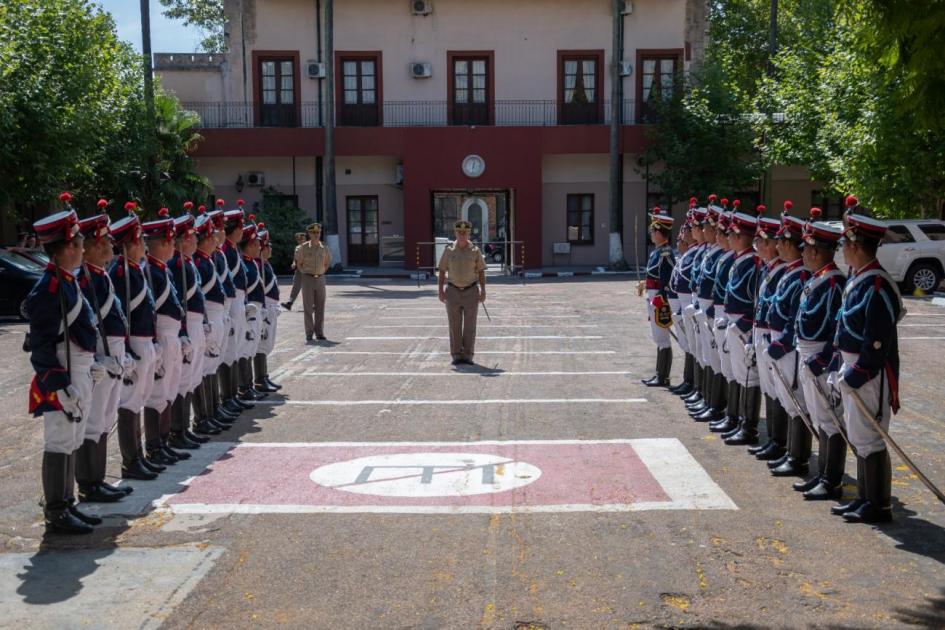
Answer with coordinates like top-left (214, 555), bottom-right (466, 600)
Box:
top-left (250, 205), bottom-right (308, 274)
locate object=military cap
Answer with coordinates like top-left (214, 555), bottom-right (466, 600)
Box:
top-left (307, 222), bottom-right (323, 233)
top-left (34, 192), bottom-right (81, 244)
top-left (78, 213), bottom-right (111, 241)
top-left (142, 208), bottom-right (176, 242)
top-left (803, 211), bottom-right (844, 248)
top-left (241, 214), bottom-right (259, 243)
top-left (649, 206), bottom-right (674, 230)
top-left (730, 208), bottom-right (759, 235)
top-left (258, 223), bottom-right (270, 247)
top-left (174, 207), bottom-right (195, 238)
top-left (756, 216), bottom-right (781, 240)
top-left (840, 195), bottom-right (887, 243)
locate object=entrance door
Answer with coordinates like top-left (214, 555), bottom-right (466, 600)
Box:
top-left (259, 57), bottom-right (297, 127)
top-left (461, 197), bottom-right (490, 243)
top-left (433, 191), bottom-right (511, 264)
top-left (340, 57), bottom-right (379, 126)
top-left (346, 196), bottom-right (379, 265)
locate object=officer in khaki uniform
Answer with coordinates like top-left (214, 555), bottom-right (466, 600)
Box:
top-left (438, 220), bottom-right (487, 365)
top-left (295, 222), bottom-right (331, 341)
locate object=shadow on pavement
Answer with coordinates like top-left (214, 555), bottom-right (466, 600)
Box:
top-left (893, 586), bottom-right (945, 628)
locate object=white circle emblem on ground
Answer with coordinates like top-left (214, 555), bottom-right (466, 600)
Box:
top-left (462, 154), bottom-right (485, 178)
top-left (310, 452), bottom-right (541, 497)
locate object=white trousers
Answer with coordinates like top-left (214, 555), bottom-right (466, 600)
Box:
top-left (833, 351), bottom-right (892, 457)
top-left (203, 301), bottom-right (226, 376)
top-left (43, 344), bottom-right (94, 454)
top-left (753, 328), bottom-right (775, 397)
top-left (179, 312), bottom-right (206, 395)
top-left (257, 298), bottom-right (281, 355)
top-left (646, 289), bottom-right (672, 350)
top-left (683, 303), bottom-right (703, 366)
top-left (119, 336), bottom-right (156, 414)
top-left (670, 295), bottom-right (690, 354)
top-left (223, 292), bottom-right (246, 365)
top-left (696, 299), bottom-right (720, 372)
top-left (714, 313), bottom-right (732, 380)
top-left (797, 340), bottom-right (842, 437)
top-left (85, 336), bottom-right (126, 438)
top-left (767, 331), bottom-right (807, 418)
top-left (241, 303), bottom-right (263, 358)
top-left (727, 322), bottom-right (759, 387)
top-left (145, 315), bottom-right (183, 412)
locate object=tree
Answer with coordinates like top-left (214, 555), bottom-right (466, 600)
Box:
top-left (158, 0), bottom-right (226, 53)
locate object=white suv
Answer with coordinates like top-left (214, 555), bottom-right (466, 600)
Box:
top-left (829, 219), bottom-right (945, 293)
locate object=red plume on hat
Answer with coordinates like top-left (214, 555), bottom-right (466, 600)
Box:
top-left (97, 199), bottom-right (108, 210)
top-left (782, 200), bottom-right (793, 216)
top-left (721, 198), bottom-right (729, 207)
top-left (845, 195), bottom-right (858, 208)
top-left (248, 213), bottom-right (256, 222)
top-left (756, 204), bottom-right (766, 216)
top-left (124, 201), bottom-right (137, 214)
top-left (158, 208), bottom-right (169, 217)
top-left (708, 194), bottom-right (718, 203)
top-left (732, 199), bottom-right (741, 209)
top-left (810, 207), bottom-right (823, 220)
top-left (237, 199), bottom-right (245, 208)
top-left (198, 204), bottom-right (207, 213)
top-left (59, 192), bottom-right (73, 206)
top-left (258, 222), bottom-right (266, 229)
top-left (183, 201), bottom-right (194, 212)
top-left (216, 198), bottom-right (225, 207)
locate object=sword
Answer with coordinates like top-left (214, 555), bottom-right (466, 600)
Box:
top-left (770, 359), bottom-right (817, 436)
top-left (802, 364), bottom-right (858, 456)
top-left (844, 384), bottom-right (945, 506)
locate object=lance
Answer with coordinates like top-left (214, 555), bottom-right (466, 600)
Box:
top-left (800, 364), bottom-right (857, 456)
top-left (844, 384), bottom-right (945, 506)
top-left (769, 359), bottom-right (817, 436)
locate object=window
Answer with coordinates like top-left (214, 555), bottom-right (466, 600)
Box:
top-left (256, 54), bottom-right (298, 127)
top-left (559, 52), bottom-right (602, 125)
top-left (449, 53), bottom-right (492, 125)
top-left (637, 51), bottom-right (681, 122)
top-left (919, 224), bottom-right (945, 241)
top-left (811, 192), bottom-right (845, 220)
top-left (567, 194), bottom-right (594, 244)
top-left (884, 225), bottom-right (916, 244)
top-left (338, 53), bottom-right (381, 126)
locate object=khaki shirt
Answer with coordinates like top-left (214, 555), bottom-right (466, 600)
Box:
top-left (295, 240), bottom-right (331, 275)
top-left (440, 242), bottom-right (486, 287)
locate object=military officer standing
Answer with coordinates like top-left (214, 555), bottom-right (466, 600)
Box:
top-left (681, 205), bottom-right (709, 406)
top-left (255, 224), bottom-right (283, 392)
top-left (829, 198), bottom-right (902, 523)
top-left (667, 201), bottom-right (698, 395)
top-left (706, 204), bottom-right (737, 428)
top-left (793, 213), bottom-right (847, 500)
top-left (639, 207), bottom-right (676, 386)
top-left (281, 231), bottom-right (308, 311)
top-left (28, 195), bottom-right (102, 534)
top-left (438, 220), bottom-right (487, 366)
top-left (295, 222), bottom-right (332, 342)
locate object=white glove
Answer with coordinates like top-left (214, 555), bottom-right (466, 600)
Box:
top-left (90, 361), bottom-right (108, 384)
top-left (205, 342), bottom-right (221, 358)
top-left (121, 353), bottom-right (137, 385)
top-left (203, 320), bottom-right (212, 335)
top-left (260, 327), bottom-right (269, 341)
top-left (56, 385), bottom-right (82, 421)
top-left (245, 303), bottom-right (259, 321)
top-left (245, 328), bottom-right (256, 342)
top-left (180, 336), bottom-right (194, 363)
top-left (98, 354), bottom-right (123, 379)
top-left (152, 342), bottom-right (165, 378)
top-left (714, 317), bottom-right (727, 331)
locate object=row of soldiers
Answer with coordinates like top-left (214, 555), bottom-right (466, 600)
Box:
top-left (641, 195), bottom-right (902, 524)
top-left (27, 194), bottom-right (282, 535)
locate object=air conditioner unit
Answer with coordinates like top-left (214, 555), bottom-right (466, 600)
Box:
top-left (307, 61), bottom-right (326, 79)
top-left (246, 171), bottom-right (266, 187)
top-left (410, 62), bottom-right (432, 79)
top-left (619, 0), bottom-right (633, 15)
top-left (411, 0), bottom-right (432, 15)
top-left (618, 61), bottom-right (633, 77)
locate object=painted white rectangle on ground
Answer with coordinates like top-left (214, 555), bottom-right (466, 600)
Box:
top-left (255, 398), bottom-right (647, 406)
top-left (161, 439), bottom-right (736, 514)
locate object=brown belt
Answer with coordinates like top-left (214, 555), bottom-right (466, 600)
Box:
top-left (306, 273), bottom-right (322, 278)
top-left (448, 282), bottom-right (477, 291)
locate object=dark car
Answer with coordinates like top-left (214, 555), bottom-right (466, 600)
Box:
top-left (8, 247), bottom-right (49, 268)
top-left (0, 248), bottom-right (44, 320)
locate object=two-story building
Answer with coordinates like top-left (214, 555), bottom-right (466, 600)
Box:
top-left (156, 0), bottom-right (711, 269)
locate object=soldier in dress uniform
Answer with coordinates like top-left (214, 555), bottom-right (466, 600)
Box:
top-left (705, 202), bottom-right (738, 428)
top-left (667, 200), bottom-right (699, 396)
top-left (438, 219), bottom-right (487, 366)
top-left (254, 224), bottom-right (283, 392)
top-left (792, 213), bottom-right (847, 500)
top-left (718, 208), bottom-right (763, 445)
top-left (280, 231), bottom-right (308, 311)
top-left (765, 208), bottom-right (813, 478)
top-left (27, 194), bottom-right (103, 534)
top-left (213, 201), bottom-right (249, 416)
top-left (295, 222), bottom-right (332, 342)
top-left (142, 209), bottom-right (188, 466)
top-left (681, 205), bottom-right (710, 407)
top-left (76, 210), bottom-right (134, 503)
top-left (688, 201), bottom-right (727, 420)
top-left (239, 217), bottom-right (269, 398)
top-left (110, 204), bottom-right (163, 480)
top-left (221, 202), bottom-right (261, 406)
top-left (193, 206), bottom-right (237, 431)
top-left (168, 210), bottom-right (213, 449)
top-left (828, 198), bottom-right (902, 524)
top-left (747, 215), bottom-right (791, 462)
top-left (639, 207), bottom-right (676, 386)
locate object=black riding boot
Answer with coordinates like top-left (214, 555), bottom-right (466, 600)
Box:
top-left (749, 394), bottom-right (776, 454)
top-left (771, 416), bottom-right (812, 477)
top-left (844, 449), bottom-right (893, 523)
top-left (710, 380), bottom-right (741, 433)
top-left (254, 353), bottom-right (279, 393)
top-left (758, 400), bottom-right (789, 461)
top-left (263, 354), bottom-right (282, 391)
top-left (195, 384), bottom-right (227, 434)
top-left (804, 432), bottom-right (847, 500)
top-left (97, 432), bottom-right (132, 495)
top-left (694, 373), bottom-right (726, 422)
top-left (120, 408), bottom-right (158, 479)
top-left (43, 452), bottom-right (92, 535)
top-left (239, 357), bottom-right (267, 400)
top-left (669, 354), bottom-right (694, 395)
top-left (66, 451), bottom-right (101, 526)
top-left (682, 364), bottom-right (705, 404)
top-left (211, 373), bottom-right (238, 423)
top-left (686, 366), bottom-right (710, 409)
top-left (168, 395), bottom-right (199, 453)
top-left (832, 456), bottom-right (867, 515)
top-left (642, 347), bottom-right (672, 387)
top-left (76, 438), bottom-right (123, 503)
top-left (725, 385), bottom-right (761, 445)
top-left (795, 429), bottom-right (829, 492)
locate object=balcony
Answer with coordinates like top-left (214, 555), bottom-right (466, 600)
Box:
top-left (182, 100), bottom-right (638, 129)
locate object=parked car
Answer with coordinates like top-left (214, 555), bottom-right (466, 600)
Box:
top-left (0, 248), bottom-right (44, 320)
top-left (7, 246), bottom-right (49, 267)
top-left (830, 219), bottom-right (945, 293)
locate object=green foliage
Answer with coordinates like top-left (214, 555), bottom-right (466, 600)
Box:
top-left (159, 0), bottom-right (226, 53)
top-left (249, 205), bottom-right (309, 274)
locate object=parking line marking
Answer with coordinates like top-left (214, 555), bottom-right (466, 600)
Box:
top-left (362, 324), bottom-right (600, 329)
top-left (255, 398), bottom-right (647, 406)
top-left (288, 351), bottom-right (617, 356)
top-left (292, 370), bottom-right (635, 377)
top-left (346, 335), bottom-right (604, 340)
top-left (900, 336), bottom-right (945, 340)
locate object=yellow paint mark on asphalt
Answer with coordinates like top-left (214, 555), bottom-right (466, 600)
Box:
top-left (480, 602), bottom-right (495, 627)
top-left (555, 570), bottom-right (565, 576)
top-left (695, 562), bottom-right (707, 589)
top-left (770, 540), bottom-right (788, 554)
top-left (703, 435), bottom-right (718, 441)
top-left (243, 592), bottom-right (255, 601)
top-left (896, 465), bottom-right (910, 472)
top-left (799, 582), bottom-right (828, 601)
top-left (711, 536), bottom-right (724, 546)
top-left (660, 593), bottom-right (690, 611)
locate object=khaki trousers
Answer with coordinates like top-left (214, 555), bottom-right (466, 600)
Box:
top-left (445, 284), bottom-right (479, 360)
top-left (301, 274), bottom-right (327, 338)
top-left (289, 270), bottom-right (302, 303)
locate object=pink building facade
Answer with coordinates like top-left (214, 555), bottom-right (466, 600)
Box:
top-left (157, 0), bottom-right (710, 269)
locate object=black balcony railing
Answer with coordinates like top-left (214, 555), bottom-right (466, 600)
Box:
top-left (181, 100), bottom-right (638, 129)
